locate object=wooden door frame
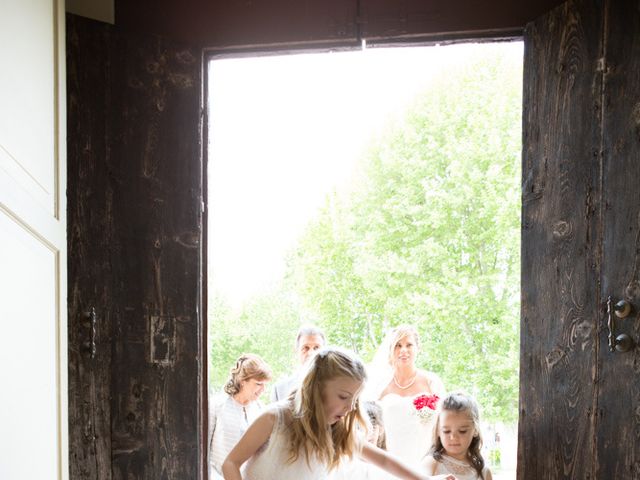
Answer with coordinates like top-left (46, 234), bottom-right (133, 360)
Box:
top-left (202, 32), bottom-right (523, 476)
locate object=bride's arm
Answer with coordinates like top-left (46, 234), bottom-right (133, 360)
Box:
top-left (360, 443), bottom-right (456, 480)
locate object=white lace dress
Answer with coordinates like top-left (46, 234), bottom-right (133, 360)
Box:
top-left (431, 454), bottom-right (490, 480)
top-left (243, 404), bottom-right (329, 480)
top-left (379, 393), bottom-right (435, 471)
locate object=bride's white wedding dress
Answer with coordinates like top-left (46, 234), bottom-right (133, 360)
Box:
top-left (379, 393), bottom-right (434, 471)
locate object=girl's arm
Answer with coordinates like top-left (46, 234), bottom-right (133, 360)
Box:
top-left (360, 443), bottom-right (456, 480)
top-left (221, 410), bottom-right (276, 480)
top-left (484, 467), bottom-right (493, 480)
top-left (421, 455), bottom-right (438, 476)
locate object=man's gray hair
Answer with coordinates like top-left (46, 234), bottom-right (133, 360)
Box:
top-left (295, 324), bottom-right (326, 347)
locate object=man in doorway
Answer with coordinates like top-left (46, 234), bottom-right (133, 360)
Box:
top-left (270, 325), bottom-right (326, 402)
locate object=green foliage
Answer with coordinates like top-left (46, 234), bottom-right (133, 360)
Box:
top-left (287, 46), bottom-right (522, 422)
top-left (489, 448), bottom-right (502, 467)
top-left (210, 45), bottom-right (522, 423)
top-left (209, 289), bottom-right (302, 394)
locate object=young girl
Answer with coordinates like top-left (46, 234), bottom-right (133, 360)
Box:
top-left (422, 393), bottom-right (492, 480)
top-left (222, 347), bottom-right (457, 480)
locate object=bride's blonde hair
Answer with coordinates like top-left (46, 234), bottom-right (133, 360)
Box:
top-left (386, 324), bottom-right (420, 365)
top-left (287, 347), bottom-right (367, 470)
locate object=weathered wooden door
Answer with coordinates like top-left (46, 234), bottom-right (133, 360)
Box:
top-left (66, 15), bottom-right (205, 479)
top-left (520, 0), bottom-right (640, 477)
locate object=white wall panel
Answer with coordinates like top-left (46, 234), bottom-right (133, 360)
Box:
top-left (0, 0), bottom-right (67, 479)
top-left (0, 212), bottom-right (59, 479)
top-left (0, 0), bottom-right (58, 216)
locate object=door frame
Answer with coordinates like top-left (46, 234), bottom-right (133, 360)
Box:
top-left (202, 32), bottom-right (523, 477)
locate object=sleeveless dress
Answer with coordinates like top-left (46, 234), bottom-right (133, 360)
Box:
top-left (243, 403), bottom-right (329, 480)
top-left (378, 393), bottom-right (434, 470)
top-left (431, 454), bottom-right (490, 480)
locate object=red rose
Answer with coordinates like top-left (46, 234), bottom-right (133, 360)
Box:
top-left (413, 394), bottom-right (439, 411)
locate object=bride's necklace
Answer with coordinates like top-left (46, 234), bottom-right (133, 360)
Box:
top-left (393, 371), bottom-right (417, 389)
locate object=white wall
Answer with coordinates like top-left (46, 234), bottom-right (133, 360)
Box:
top-left (0, 0), bottom-right (67, 479)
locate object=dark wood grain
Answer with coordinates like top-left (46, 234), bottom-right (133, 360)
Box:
top-left (360, 0), bottom-right (565, 44)
top-left (67, 14), bottom-right (204, 479)
top-left (116, 0), bottom-right (359, 50)
top-left (519, 1), bottom-right (603, 478)
top-left (67, 16), bottom-right (115, 480)
top-left (598, 0), bottom-right (640, 477)
top-left (113, 0), bottom-right (566, 49)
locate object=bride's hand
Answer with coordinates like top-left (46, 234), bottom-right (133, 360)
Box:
top-left (430, 475), bottom-right (457, 480)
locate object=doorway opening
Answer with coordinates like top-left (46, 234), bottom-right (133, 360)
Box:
top-left (206, 41), bottom-right (522, 479)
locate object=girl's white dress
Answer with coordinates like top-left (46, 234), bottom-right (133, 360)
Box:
top-left (379, 393), bottom-right (434, 470)
top-left (243, 403), bottom-right (329, 480)
top-left (331, 457), bottom-right (387, 480)
top-left (431, 454), bottom-right (491, 480)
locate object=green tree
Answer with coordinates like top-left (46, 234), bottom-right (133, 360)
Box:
top-left (209, 288), bottom-right (302, 394)
top-left (288, 47), bottom-right (522, 422)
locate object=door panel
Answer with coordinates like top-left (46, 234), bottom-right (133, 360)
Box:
top-left (519, 0), bottom-right (602, 478)
top-left (0, 213), bottom-right (58, 479)
top-left (67, 14), bottom-right (204, 479)
top-left (599, 0), bottom-right (640, 476)
top-left (522, 0), bottom-right (640, 478)
top-left (0, 1), bottom-right (67, 479)
top-left (0, 0), bottom-right (59, 215)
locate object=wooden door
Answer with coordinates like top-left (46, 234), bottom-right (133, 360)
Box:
top-left (520, 0), bottom-right (640, 477)
top-left (0, 1), bottom-right (68, 479)
top-left (66, 15), bottom-right (205, 479)
top-left (598, 1), bottom-right (640, 477)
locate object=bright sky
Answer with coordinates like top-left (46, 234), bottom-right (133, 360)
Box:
top-left (208, 42), bottom-right (523, 309)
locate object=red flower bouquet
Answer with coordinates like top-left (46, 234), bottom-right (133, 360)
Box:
top-left (413, 394), bottom-right (439, 425)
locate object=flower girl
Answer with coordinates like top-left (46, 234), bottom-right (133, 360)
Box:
top-left (422, 393), bottom-right (492, 480)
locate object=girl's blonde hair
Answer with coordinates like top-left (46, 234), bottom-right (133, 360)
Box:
top-left (223, 353), bottom-right (272, 396)
top-left (386, 324), bottom-right (420, 365)
top-left (287, 347), bottom-right (367, 471)
top-left (430, 392), bottom-right (486, 479)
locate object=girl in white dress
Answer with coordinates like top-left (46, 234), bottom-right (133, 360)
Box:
top-left (373, 325), bottom-right (446, 471)
top-left (222, 347), bottom-right (458, 480)
top-left (422, 393), bottom-right (492, 480)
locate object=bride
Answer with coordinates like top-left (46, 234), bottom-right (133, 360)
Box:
top-left (367, 325), bottom-right (446, 473)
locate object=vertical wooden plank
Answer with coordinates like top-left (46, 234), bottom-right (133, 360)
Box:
top-left (109, 27), bottom-right (203, 479)
top-left (67, 14), bottom-right (204, 479)
top-left (67, 15), bottom-right (113, 480)
top-left (519, 1), bottom-right (603, 478)
top-left (599, 0), bottom-right (640, 477)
